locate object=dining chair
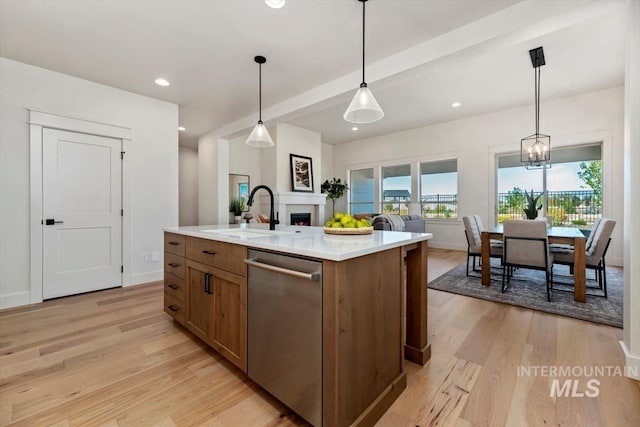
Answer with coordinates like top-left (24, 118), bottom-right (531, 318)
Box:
top-left (551, 218), bottom-right (616, 298)
top-left (463, 215), bottom-right (503, 277)
top-left (502, 220), bottom-right (554, 301)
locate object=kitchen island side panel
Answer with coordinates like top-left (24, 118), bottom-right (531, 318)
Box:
top-left (322, 247), bottom-right (405, 427)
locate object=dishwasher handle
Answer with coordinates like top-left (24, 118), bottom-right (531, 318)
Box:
top-left (245, 258), bottom-right (320, 281)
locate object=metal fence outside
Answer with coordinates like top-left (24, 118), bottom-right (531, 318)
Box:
top-left (420, 194), bottom-right (458, 219)
top-left (497, 189), bottom-right (601, 227)
top-left (354, 190), bottom-right (599, 226)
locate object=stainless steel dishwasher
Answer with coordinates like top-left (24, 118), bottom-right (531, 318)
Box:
top-left (245, 249), bottom-right (322, 426)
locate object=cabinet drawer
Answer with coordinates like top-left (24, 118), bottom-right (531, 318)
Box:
top-left (164, 294), bottom-right (185, 326)
top-left (165, 233), bottom-right (186, 257)
top-left (164, 273), bottom-right (185, 303)
top-left (186, 237), bottom-right (246, 276)
top-left (164, 253), bottom-right (185, 279)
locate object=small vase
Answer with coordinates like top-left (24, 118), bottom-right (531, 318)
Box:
top-left (235, 216), bottom-right (242, 224)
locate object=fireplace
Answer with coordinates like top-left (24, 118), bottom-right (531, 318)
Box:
top-left (291, 213), bottom-right (311, 226)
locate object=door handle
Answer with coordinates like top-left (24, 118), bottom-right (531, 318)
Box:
top-left (168, 263), bottom-right (180, 268)
top-left (168, 284), bottom-right (179, 290)
top-left (202, 250), bottom-right (217, 255)
top-left (45, 219), bottom-right (64, 225)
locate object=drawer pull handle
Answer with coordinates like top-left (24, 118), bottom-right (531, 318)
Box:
top-left (168, 241), bottom-right (180, 246)
top-left (202, 250), bottom-right (217, 255)
top-left (168, 284), bottom-right (179, 290)
top-left (168, 262), bottom-right (180, 267)
top-left (168, 305), bottom-right (179, 312)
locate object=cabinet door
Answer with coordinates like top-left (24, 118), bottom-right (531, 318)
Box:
top-left (212, 268), bottom-right (247, 371)
top-left (186, 260), bottom-right (215, 344)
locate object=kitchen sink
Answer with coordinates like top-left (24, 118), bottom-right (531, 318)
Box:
top-left (200, 228), bottom-right (296, 239)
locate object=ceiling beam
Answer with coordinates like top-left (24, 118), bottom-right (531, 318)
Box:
top-left (203, 0), bottom-right (623, 141)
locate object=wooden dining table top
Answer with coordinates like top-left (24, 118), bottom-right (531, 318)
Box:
top-left (486, 225), bottom-right (586, 239)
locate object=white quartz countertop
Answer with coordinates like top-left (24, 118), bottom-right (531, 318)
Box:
top-left (163, 224), bottom-right (432, 261)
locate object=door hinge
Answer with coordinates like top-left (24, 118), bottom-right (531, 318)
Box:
top-left (121, 265), bottom-right (124, 273)
top-left (121, 209), bottom-right (124, 216)
top-left (120, 151), bottom-right (125, 160)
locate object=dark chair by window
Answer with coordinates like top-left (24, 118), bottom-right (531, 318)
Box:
top-left (502, 220), bottom-right (554, 301)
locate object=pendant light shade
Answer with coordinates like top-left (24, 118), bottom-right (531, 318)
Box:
top-left (344, 0), bottom-right (384, 124)
top-left (521, 47), bottom-right (550, 169)
top-left (246, 55), bottom-right (274, 148)
top-left (344, 85), bottom-right (384, 123)
top-left (246, 122), bottom-right (273, 147)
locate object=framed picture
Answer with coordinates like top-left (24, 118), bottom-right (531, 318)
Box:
top-left (290, 154), bottom-right (314, 192)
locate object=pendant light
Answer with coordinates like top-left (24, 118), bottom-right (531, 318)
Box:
top-left (521, 46), bottom-right (550, 169)
top-left (343, 0), bottom-right (384, 124)
top-left (246, 55), bottom-right (274, 148)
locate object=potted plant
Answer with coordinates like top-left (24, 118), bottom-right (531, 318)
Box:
top-left (523, 189), bottom-right (543, 220)
top-left (229, 197), bottom-right (246, 224)
top-left (321, 178), bottom-right (348, 217)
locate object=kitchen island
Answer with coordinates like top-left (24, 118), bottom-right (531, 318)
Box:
top-left (162, 224), bottom-right (432, 427)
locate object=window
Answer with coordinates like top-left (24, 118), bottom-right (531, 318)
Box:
top-left (349, 168), bottom-right (375, 214)
top-left (420, 159), bottom-right (457, 219)
top-left (497, 144), bottom-right (602, 226)
top-left (382, 164), bottom-right (411, 214)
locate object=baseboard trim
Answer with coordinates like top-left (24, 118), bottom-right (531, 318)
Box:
top-left (0, 292), bottom-right (31, 310)
top-left (429, 242), bottom-right (467, 251)
top-left (125, 271), bottom-right (164, 287)
top-left (619, 340), bottom-right (640, 380)
top-left (608, 257), bottom-right (623, 267)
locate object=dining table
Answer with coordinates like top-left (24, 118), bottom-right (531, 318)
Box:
top-left (481, 225), bottom-right (587, 302)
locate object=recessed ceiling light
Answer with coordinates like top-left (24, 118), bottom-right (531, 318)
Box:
top-left (451, 102), bottom-right (461, 108)
top-left (154, 78), bottom-right (170, 87)
top-left (178, 126), bottom-right (186, 131)
top-left (265, 0), bottom-right (285, 9)
top-left (352, 127), bottom-right (359, 131)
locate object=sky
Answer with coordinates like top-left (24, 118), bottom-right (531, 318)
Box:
top-left (381, 161), bottom-right (591, 195)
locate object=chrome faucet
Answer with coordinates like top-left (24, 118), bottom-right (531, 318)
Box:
top-left (246, 185), bottom-right (279, 230)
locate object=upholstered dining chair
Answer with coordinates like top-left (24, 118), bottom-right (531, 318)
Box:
top-left (551, 218), bottom-right (616, 298)
top-left (463, 215), bottom-right (503, 277)
top-left (502, 220), bottom-right (554, 301)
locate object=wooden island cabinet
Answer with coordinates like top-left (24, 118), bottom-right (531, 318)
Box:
top-left (163, 226), bottom-right (431, 426)
top-left (164, 232), bottom-right (247, 371)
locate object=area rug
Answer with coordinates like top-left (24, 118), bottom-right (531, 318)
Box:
top-left (428, 261), bottom-right (623, 328)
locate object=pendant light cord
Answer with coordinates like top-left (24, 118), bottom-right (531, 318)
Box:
top-left (258, 62), bottom-right (263, 123)
top-left (362, 0), bottom-right (366, 85)
top-left (534, 66), bottom-right (540, 136)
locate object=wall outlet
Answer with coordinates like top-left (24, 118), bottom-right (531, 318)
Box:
top-left (151, 251), bottom-right (160, 262)
top-left (140, 252), bottom-right (149, 263)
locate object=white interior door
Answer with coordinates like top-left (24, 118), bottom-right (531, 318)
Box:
top-left (43, 129), bottom-right (122, 299)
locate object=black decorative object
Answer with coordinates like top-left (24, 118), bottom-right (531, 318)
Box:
top-left (521, 46), bottom-right (551, 169)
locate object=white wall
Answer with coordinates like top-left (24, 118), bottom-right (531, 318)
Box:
top-left (179, 146), bottom-right (199, 226)
top-left (273, 123), bottom-right (322, 194)
top-left (622, 0), bottom-right (640, 379)
top-left (320, 142), bottom-right (336, 221)
top-left (229, 135), bottom-right (264, 219)
top-left (333, 87), bottom-right (625, 265)
top-left (198, 135), bottom-right (228, 226)
top-left (0, 58), bottom-right (179, 308)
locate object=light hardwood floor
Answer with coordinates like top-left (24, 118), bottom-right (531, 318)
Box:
top-left (1, 248), bottom-right (638, 426)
